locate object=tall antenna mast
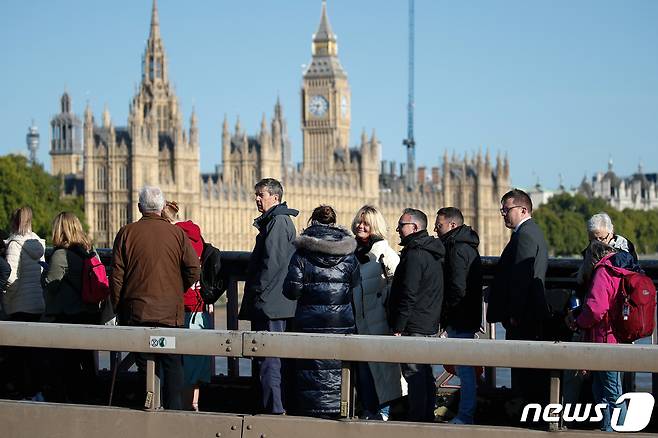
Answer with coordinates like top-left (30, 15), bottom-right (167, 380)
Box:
top-left (403, 0), bottom-right (416, 190)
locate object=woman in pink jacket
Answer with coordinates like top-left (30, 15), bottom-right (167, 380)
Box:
top-left (566, 241), bottom-right (637, 431)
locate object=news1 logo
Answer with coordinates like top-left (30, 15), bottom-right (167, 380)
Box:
top-left (521, 392), bottom-right (655, 432)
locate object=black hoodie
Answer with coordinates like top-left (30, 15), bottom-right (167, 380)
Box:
top-left (388, 230), bottom-right (445, 335)
top-left (439, 225), bottom-right (483, 332)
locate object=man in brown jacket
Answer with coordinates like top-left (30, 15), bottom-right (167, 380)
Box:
top-left (111, 185), bottom-right (200, 410)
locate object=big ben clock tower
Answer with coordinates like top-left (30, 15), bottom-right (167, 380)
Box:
top-left (301, 0), bottom-right (351, 173)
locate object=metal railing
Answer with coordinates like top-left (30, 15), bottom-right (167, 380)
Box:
top-left (1, 320), bottom-right (657, 432)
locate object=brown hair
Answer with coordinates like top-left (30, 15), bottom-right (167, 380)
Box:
top-left (161, 201), bottom-right (179, 223)
top-left (10, 206), bottom-right (33, 236)
top-left (51, 212), bottom-right (92, 251)
top-left (309, 205), bottom-right (337, 225)
top-left (501, 188), bottom-right (533, 213)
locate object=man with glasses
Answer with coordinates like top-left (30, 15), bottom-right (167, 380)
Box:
top-left (487, 189), bottom-right (549, 409)
top-left (388, 208), bottom-right (445, 422)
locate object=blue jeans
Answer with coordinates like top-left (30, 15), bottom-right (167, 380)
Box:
top-left (592, 371), bottom-right (626, 432)
top-left (446, 327), bottom-right (477, 424)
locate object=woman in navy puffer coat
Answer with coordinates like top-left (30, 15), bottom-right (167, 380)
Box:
top-left (283, 205), bottom-right (360, 418)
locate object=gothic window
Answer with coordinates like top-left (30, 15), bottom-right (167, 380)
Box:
top-left (96, 205), bottom-right (108, 232)
top-left (233, 168), bottom-right (240, 184)
top-left (119, 165), bottom-right (128, 190)
top-left (96, 166), bottom-right (107, 191)
top-left (119, 205), bottom-right (129, 226)
top-left (149, 56), bottom-right (155, 80)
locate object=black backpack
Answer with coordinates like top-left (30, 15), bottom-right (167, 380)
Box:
top-left (199, 242), bottom-right (225, 304)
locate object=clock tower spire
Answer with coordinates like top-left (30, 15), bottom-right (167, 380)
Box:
top-left (301, 0), bottom-right (351, 173)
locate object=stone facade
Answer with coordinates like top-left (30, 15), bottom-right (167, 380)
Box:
top-left (51, 0), bottom-right (511, 255)
top-left (578, 160), bottom-right (658, 211)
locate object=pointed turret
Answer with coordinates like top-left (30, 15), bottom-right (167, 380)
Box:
top-left (360, 128), bottom-right (367, 148)
top-left (149, 0), bottom-right (160, 40)
top-left (189, 107), bottom-right (198, 148)
top-left (234, 116), bottom-right (242, 136)
top-left (370, 129), bottom-right (379, 154)
top-left (313, 0), bottom-right (337, 56)
top-left (259, 113), bottom-right (271, 151)
top-left (102, 105), bottom-right (111, 128)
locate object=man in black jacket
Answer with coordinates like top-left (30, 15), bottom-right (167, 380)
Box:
top-left (435, 207), bottom-right (482, 424)
top-left (388, 208), bottom-right (445, 422)
top-left (238, 178), bottom-right (298, 414)
top-left (487, 189), bottom-right (549, 407)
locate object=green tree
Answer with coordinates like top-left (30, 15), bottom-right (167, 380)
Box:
top-left (534, 192), bottom-right (658, 256)
top-left (0, 154), bottom-right (85, 242)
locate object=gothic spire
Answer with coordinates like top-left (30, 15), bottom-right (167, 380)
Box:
top-left (150, 0), bottom-right (160, 40)
top-left (312, 0), bottom-right (338, 56)
top-left (143, 0), bottom-right (167, 85)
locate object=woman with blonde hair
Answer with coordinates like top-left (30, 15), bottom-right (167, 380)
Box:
top-left (162, 201), bottom-right (210, 412)
top-left (351, 205), bottom-right (402, 420)
top-left (42, 211), bottom-right (100, 403)
top-left (3, 206), bottom-right (46, 400)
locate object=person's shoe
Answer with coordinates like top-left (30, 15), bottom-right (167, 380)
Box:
top-left (30, 392), bottom-right (45, 402)
top-left (448, 417), bottom-right (473, 425)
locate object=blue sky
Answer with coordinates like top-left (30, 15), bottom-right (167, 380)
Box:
top-left (1, 0), bottom-right (656, 189)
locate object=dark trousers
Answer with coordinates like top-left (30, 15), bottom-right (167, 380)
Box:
top-left (132, 322), bottom-right (183, 410)
top-left (46, 313), bottom-right (99, 403)
top-left (401, 333), bottom-right (436, 422)
top-left (507, 324), bottom-right (549, 406)
top-left (251, 317), bottom-right (287, 414)
top-left (7, 312), bottom-right (43, 398)
top-left (135, 351), bottom-right (184, 410)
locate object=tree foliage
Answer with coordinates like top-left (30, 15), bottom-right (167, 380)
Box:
top-left (0, 154), bottom-right (85, 242)
top-left (534, 192), bottom-right (658, 256)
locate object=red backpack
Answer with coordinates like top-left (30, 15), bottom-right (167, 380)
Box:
top-left (81, 252), bottom-right (110, 305)
top-left (606, 267), bottom-right (656, 343)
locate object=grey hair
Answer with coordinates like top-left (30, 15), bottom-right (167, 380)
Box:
top-left (587, 212), bottom-right (614, 234)
top-left (402, 208), bottom-right (427, 230)
top-left (138, 185), bottom-right (165, 213)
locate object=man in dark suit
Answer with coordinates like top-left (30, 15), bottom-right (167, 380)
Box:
top-left (487, 188), bottom-right (549, 406)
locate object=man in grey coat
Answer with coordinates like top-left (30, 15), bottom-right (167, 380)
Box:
top-left (487, 188), bottom-right (549, 407)
top-left (238, 178), bottom-right (298, 414)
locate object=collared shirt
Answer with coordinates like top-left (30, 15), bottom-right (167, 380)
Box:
top-left (514, 216), bottom-right (532, 233)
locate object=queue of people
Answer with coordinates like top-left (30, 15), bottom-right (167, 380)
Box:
top-left (0, 182), bottom-right (649, 432)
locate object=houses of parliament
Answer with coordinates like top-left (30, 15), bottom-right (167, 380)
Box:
top-left (49, 0), bottom-right (511, 255)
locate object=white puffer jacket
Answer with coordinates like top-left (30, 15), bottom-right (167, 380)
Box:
top-left (3, 232), bottom-right (46, 316)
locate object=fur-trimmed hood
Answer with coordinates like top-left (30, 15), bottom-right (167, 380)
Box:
top-left (295, 224), bottom-right (357, 256)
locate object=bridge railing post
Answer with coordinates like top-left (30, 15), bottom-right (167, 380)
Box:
top-left (549, 370), bottom-right (561, 431)
top-left (145, 359), bottom-right (161, 411)
top-left (340, 361), bottom-right (353, 418)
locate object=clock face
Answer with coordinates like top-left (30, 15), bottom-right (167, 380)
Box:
top-left (341, 95), bottom-right (348, 117)
top-left (309, 95), bottom-right (329, 117)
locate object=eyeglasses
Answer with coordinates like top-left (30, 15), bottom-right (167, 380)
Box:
top-left (593, 232), bottom-right (611, 243)
top-left (397, 222), bottom-right (416, 229)
top-left (499, 205), bottom-right (524, 216)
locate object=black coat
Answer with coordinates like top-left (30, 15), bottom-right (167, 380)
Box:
top-left (283, 224), bottom-right (359, 416)
top-left (388, 230), bottom-right (445, 335)
top-left (487, 218), bottom-right (549, 340)
top-left (239, 202), bottom-right (298, 321)
top-left (440, 225), bottom-right (483, 332)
